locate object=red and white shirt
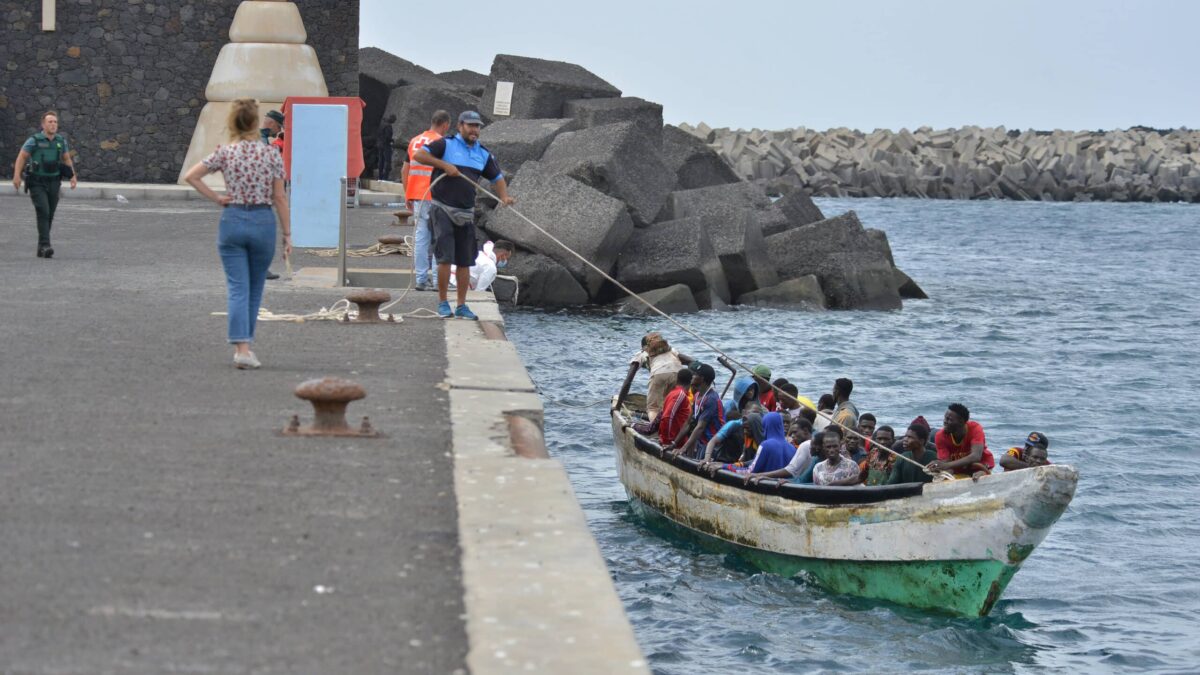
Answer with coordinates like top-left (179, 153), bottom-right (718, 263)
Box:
top-left (202, 140), bottom-right (286, 205)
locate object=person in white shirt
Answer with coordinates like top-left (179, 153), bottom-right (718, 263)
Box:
top-left (613, 332), bottom-right (694, 421)
top-left (449, 239), bottom-right (514, 293)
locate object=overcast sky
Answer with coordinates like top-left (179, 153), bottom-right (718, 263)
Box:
top-left (358, 0), bottom-right (1197, 132)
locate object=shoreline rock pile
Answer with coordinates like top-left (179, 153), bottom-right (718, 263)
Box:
top-left (359, 48), bottom-right (926, 311)
top-left (682, 123), bottom-right (1200, 203)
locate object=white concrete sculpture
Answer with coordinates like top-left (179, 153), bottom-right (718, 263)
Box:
top-left (177, 0), bottom-right (329, 185)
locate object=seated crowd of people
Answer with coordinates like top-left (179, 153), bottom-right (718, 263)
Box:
top-left (615, 332), bottom-right (1053, 487)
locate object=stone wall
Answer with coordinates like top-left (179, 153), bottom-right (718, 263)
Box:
top-left (685, 123), bottom-right (1200, 203)
top-left (0, 0), bottom-right (358, 183)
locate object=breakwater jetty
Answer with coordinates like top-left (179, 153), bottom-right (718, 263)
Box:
top-left (681, 123), bottom-right (1200, 203)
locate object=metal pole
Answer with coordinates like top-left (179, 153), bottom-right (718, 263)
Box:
top-left (338, 177), bottom-right (348, 287)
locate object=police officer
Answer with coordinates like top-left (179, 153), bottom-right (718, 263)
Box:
top-left (12, 110), bottom-right (77, 258)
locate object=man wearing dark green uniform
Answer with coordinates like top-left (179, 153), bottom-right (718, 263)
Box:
top-left (12, 111), bottom-right (78, 258)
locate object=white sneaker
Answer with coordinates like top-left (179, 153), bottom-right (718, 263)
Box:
top-left (233, 351), bottom-right (262, 369)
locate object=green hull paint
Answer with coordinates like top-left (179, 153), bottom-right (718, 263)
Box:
top-left (630, 498), bottom-right (1020, 617)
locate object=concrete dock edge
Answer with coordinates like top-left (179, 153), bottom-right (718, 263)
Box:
top-left (445, 291), bottom-right (648, 674)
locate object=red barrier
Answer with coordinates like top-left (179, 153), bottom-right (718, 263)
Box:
top-left (281, 96), bottom-right (366, 179)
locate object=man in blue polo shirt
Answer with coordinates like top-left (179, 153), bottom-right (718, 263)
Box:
top-left (412, 111), bottom-right (515, 319)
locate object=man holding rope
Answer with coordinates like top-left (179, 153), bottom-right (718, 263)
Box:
top-left (412, 111), bottom-right (514, 320)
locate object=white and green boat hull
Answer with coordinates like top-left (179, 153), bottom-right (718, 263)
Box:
top-left (612, 411), bottom-right (1077, 616)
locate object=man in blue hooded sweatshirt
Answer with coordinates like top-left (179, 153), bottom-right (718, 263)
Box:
top-left (747, 412), bottom-right (795, 474)
top-left (725, 376), bottom-right (761, 420)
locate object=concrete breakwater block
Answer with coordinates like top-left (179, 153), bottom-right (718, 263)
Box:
top-left (615, 217), bottom-right (731, 308)
top-left (487, 163), bottom-right (634, 297)
top-left (767, 211), bottom-right (903, 311)
top-left (359, 48), bottom-right (448, 134)
top-left (894, 268), bottom-right (929, 299)
top-left (491, 252), bottom-right (589, 307)
top-left (564, 97), bottom-right (664, 146)
top-left (482, 54), bottom-right (621, 119)
top-left (480, 118), bottom-right (579, 178)
top-left (540, 121), bottom-right (674, 228)
top-left (737, 276), bottom-right (827, 310)
top-left (661, 124), bottom-right (742, 191)
top-left (384, 85), bottom-right (486, 151)
top-left (658, 180), bottom-right (772, 223)
top-left (437, 69), bottom-right (490, 96)
top-left (615, 283), bottom-right (700, 315)
top-left (702, 209), bottom-right (778, 300)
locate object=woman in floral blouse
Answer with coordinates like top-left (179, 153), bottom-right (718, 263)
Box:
top-left (184, 98), bottom-right (291, 369)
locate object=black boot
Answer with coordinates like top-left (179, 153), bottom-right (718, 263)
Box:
top-left (38, 245), bottom-right (53, 258)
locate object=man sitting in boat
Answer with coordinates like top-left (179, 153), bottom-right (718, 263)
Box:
top-left (862, 425), bottom-right (896, 486)
top-left (667, 363), bottom-right (723, 459)
top-left (615, 332), bottom-right (694, 423)
top-left (745, 418), bottom-right (815, 486)
top-left (831, 378), bottom-right (860, 429)
top-left (812, 427), bottom-right (862, 486)
top-left (751, 365), bottom-right (777, 412)
top-left (886, 423), bottom-right (935, 485)
top-left (724, 376), bottom-right (762, 420)
top-left (999, 432), bottom-right (1052, 471)
top-left (813, 393), bottom-right (835, 431)
top-left (845, 412), bottom-right (875, 464)
top-left (928, 403), bottom-right (996, 479)
top-left (657, 368), bottom-right (694, 447)
top-left (745, 412), bottom-right (794, 474)
top-left (700, 411), bottom-right (764, 466)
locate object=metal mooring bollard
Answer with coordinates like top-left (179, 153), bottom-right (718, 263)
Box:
top-left (377, 234), bottom-right (406, 247)
top-left (282, 377), bottom-right (382, 438)
top-left (344, 289), bottom-right (391, 323)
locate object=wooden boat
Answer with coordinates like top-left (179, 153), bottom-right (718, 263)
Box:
top-left (610, 395), bottom-right (1077, 616)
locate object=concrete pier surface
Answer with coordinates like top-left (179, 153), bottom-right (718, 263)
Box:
top-left (0, 194), bottom-right (645, 674)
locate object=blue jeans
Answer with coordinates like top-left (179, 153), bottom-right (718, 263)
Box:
top-left (412, 199), bottom-right (433, 285)
top-left (218, 206), bottom-right (276, 343)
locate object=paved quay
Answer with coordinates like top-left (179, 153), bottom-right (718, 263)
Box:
top-left (0, 193), bottom-right (645, 674)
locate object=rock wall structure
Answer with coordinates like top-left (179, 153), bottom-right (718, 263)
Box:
top-left (682, 123), bottom-right (1200, 203)
top-left (359, 50), bottom-right (923, 312)
top-left (0, 0), bottom-right (358, 183)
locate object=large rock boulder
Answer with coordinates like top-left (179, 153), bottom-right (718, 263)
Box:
top-left (540, 121), bottom-right (674, 227)
top-left (766, 211), bottom-right (903, 310)
top-left (437, 69), bottom-right (489, 96)
top-left (383, 85), bottom-right (486, 151)
top-left (615, 217), bottom-right (731, 309)
top-left (358, 47), bottom-right (446, 133)
top-left (563, 97), bottom-right (663, 145)
top-left (736, 276), bottom-right (826, 311)
top-left (615, 284), bottom-right (699, 315)
top-left (491, 252), bottom-right (589, 307)
top-left (481, 54), bottom-right (621, 119)
top-left (776, 189), bottom-right (825, 232)
top-left (662, 124), bottom-right (742, 191)
top-left (702, 209), bottom-right (779, 300)
top-left (658, 179), bottom-right (772, 222)
top-left (479, 118), bottom-right (579, 178)
top-left (486, 162), bottom-right (634, 297)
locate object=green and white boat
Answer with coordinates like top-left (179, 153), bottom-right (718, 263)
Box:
top-left (610, 397), bottom-right (1077, 617)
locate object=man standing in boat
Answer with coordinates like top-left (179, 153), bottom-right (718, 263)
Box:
top-left (831, 378), bottom-right (859, 430)
top-left (929, 403), bottom-right (995, 479)
top-left (667, 363), bottom-right (723, 459)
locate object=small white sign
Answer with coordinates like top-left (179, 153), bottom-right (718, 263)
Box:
top-left (493, 81), bottom-right (514, 117)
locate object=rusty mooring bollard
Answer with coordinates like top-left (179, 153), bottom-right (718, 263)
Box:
top-left (377, 234), bottom-right (406, 247)
top-left (344, 288), bottom-right (391, 323)
top-left (393, 208), bottom-right (413, 226)
top-left (282, 377), bottom-right (381, 438)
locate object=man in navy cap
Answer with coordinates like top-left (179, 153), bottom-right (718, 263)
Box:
top-left (413, 110), bottom-right (515, 320)
top-left (999, 431), bottom-right (1051, 470)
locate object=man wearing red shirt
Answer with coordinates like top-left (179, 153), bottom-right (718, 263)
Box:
top-left (659, 368), bottom-right (694, 446)
top-left (752, 365), bottom-right (777, 412)
top-left (930, 403), bottom-right (995, 478)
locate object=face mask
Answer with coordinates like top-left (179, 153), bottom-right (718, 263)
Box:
top-left (497, 260), bottom-right (508, 268)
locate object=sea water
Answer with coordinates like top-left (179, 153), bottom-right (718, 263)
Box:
top-left (502, 198), bottom-right (1200, 673)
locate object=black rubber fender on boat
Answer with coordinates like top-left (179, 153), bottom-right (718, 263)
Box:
top-left (630, 430), bottom-right (924, 505)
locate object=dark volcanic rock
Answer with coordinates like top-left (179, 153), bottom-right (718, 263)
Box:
top-left (702, 209), bottom-right (779, 299)
top-left (437, 69), bottom-right (490, 96)
top-left (486, 162), bottom-right (634, 297)
top-left (481, 54), bottom-right (621, 119)
top-left (491, 252), bottom-right (589, 307)
top-left (737, 276), bottom-right (826, 310)
top-left (662, 124), bottom-right (742, 191)
top-left (615, 217), bottom-right (731, 308)
top-left (563, 97), bottom-right (663, 145)
top-left (766, 211), bottom-right (903, 310)
top-left (383, 85), bottom-right (486, 151)
top-left (615, 284), bottom-right (700, 315)
top-left (359, 47), bottom-right (445, 133)
top-left (540, 121), bottom-right (674, 227)
top-left (479, 118), bottom-right (579, 178)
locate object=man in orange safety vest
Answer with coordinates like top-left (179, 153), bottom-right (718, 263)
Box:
top-left (402, 110), bottom-right (452, 291)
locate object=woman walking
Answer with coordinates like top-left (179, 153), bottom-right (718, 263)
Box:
top-left (184, 98), bottom-right (290, 369)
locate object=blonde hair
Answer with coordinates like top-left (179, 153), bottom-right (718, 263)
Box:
top-left (227, 98), bottom-right (260, 142)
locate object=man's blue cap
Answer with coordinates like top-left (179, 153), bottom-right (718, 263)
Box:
top-left (458, 110), bottom-right (484, 126)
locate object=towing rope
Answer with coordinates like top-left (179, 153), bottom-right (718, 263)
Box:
top-left (456, 174), bottom-right (950, 481)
